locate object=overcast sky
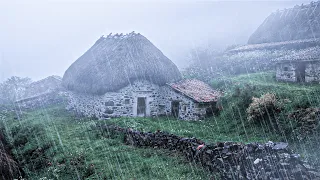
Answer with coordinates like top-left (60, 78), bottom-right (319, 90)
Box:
top-left (0, 0), bottom-right (311, 82)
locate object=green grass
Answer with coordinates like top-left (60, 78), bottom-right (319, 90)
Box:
top-left (1, 106), bottom-right (216, 180)
top-left (210, 72), bottom-right (320, 165)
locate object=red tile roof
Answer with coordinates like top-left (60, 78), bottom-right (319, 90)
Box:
top-left (168, 79), bottom-right (221, 103)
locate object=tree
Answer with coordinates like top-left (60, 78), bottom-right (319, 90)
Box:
top-left (0, 76), bottom-right (32, 104)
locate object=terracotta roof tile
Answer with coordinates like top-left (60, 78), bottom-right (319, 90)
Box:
top-left (168, 79), bottom-right (220, 103)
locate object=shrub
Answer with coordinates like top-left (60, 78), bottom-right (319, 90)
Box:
top-left (246, 93), bottom-right (283, 125)
top-left (9, 124), bottom-right (52, 176)
top-left (0, 132), bottom-right (22, 179)
top-left (288, 108), bottom-right (320, 140)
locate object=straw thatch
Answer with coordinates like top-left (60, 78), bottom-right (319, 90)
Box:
top-left (273, 46), bottom-right (320, 62)
top-left (62, 32), bottom-right (182, 94)
top-left (248, 1), bottom-right (320, 44)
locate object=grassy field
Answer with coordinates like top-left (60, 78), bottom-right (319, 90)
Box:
top-left (1, 72), bottom-right (320, 179)
top-left (1, 106), bottom-right (218, 179)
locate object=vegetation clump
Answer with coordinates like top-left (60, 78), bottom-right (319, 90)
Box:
top-left (288, 108), bottom-right (320, 140)
top-left (0, 130), bottom-right (22, 179)
top-left (246, 93), bottom-right (283, 124)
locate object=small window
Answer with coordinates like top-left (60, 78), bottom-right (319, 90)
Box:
top-left (284, 67), bottom-right (289, 71)
top-left (124, 99), bottom-right (130, 104)
top-left (105, 101), bottom-right (114, 106)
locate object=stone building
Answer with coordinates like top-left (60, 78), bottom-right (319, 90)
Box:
top-left (274, 47), bottom-right (320, 83)
top-left (63, 32), bottom-right (220, 120)
top-left (16, 76), bottom-right (63, 108)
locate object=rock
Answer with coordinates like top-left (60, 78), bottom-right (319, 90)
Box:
top-left (272, 142), bottom-right (288, 150)
top-left (254, 158), bottom-right (263, 164)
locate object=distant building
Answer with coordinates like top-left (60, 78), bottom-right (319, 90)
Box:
top-left (16, 76), bottom-right (63, 108)
top-left (274, 47), bottom-right (320, 83)
top-left (63, 32), bottom-right (220, 120)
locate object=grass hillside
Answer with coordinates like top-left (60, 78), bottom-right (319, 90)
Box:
top-left (1, 106), bottom-right (216, 179)
top-left (1, 72), bottom-right (320, 179)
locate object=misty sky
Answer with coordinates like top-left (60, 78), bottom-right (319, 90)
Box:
top-left (0, 0), bottom-right (311, 82)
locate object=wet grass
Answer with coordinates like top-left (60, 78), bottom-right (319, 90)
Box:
top-left (1, 106), bottom-right (215, 179)
top-left (210, 72), bottom-right (320, 165)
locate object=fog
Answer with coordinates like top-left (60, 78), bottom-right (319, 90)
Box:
top-left (0, 0), bottom-right (310, 82)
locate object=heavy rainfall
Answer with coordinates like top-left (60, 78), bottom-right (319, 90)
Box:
top-left (1, 0), bottom-right (320, 179)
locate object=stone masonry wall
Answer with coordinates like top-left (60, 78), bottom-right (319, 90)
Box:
top-left (276, 62), bottom-right (320, 83)
top-left (66, 80), bottom-right (160, 118)
top-left (16, 91), bottom-right (65, 110)
top-left (305, 62), bottom-right (320, 83)
top-left (276, 63), bottom-right (296, 82)
top-left (159, 86), bottom-right (207, 120)
top-left (66, 80), bottom-right (209, 120)
top-left (99, 124), bottom-right (320, 180)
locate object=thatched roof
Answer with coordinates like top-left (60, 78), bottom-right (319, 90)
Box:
top-left (62, 32), bottom-right (182, 94)
top-left (248, 1), bottom-right (320, 44)
top-left (273, 46), bottom-right (320, 63)
top-left (228, 38), bottom-right (320, 53)
top-left (168, 79), bottom-right (220, 103)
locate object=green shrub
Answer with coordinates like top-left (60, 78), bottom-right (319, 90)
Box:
top-left (0, 124), bottom-right (22, 179)
top-left (9, 124), bottom-right (52, 175)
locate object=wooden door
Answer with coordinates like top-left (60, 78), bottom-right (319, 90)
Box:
top-left (137, 97), bottom-right (146, 116)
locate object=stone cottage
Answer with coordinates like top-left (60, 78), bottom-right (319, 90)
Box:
top-left (274, 47), bottom-right (320, 83)
top-left (63, 32), bottom-right (220, 120)
top-left (16, 75), bottom-right (64, 108)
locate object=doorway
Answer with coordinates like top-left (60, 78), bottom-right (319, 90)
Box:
top-left (171, 101), bottom-right (180, 118)
top-left (137, 97), bottom-right (146, 117)
top-left (296, 63), bottom-right (306, 83)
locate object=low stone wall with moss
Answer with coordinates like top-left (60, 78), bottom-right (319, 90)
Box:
top-left (99, 124), bottom-right (320, 179)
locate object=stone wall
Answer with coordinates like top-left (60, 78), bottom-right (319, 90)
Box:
top-left (305, 62), bottom-right (320, 82)
top-left (276, 63), bottom-right (297, 82)
top-left (159, 86), bottom-right (208, 120)
top-left (276, 62), bottom-right (320, 83)
top-left (66, 80), bottom-right (210, 120)
top-left (66, 80), bottom-right (160, 118)
top-left (16, 91), bottom-right (65, 110)
top-left (99, 124), bottom-right (320, 179)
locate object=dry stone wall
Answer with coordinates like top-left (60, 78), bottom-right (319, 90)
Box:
top-left (66, 80), bottom-right (160, 118)
top-left (305, 62), bottom-right (320, 82)
top-left (276, 62), bottom-right (320, 83)
top-left (276, 63), bottom-right (297, 82)
top-left (99, 124), bottom-right (320, 180)
top-left (159, 86), bottom-right (207, 120)
top-left (16, 91), bottom-right (65, 110)
top-left (66, 80), bottom-right (207, 120)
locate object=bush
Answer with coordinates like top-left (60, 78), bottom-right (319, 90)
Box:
top-left (0, 129), bottom-right (22, 179)
top-left (288, 108), bottom-right (320, 140)
top-left (246, 93), bottom-right (283, 125)
top-left (9, 124), bottom-right (52, 176)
